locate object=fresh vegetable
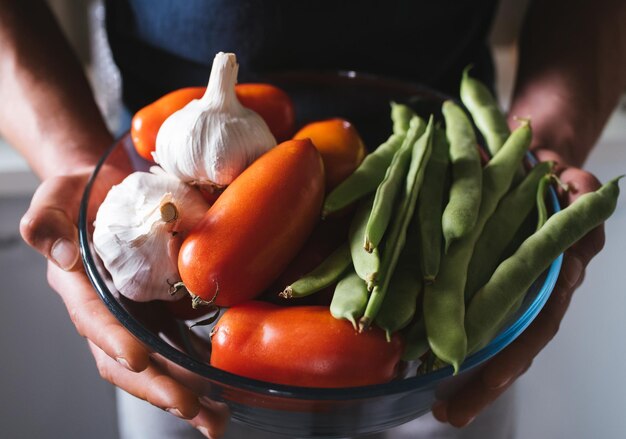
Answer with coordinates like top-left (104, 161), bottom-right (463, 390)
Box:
top-left (390, 101), bottom-right (414, 135)
top-left (154, 52), bottom-right (276, 191)
top-left (93, 168), bottom-right (209, 302)
top-left (131, 87), bottom-right (204, 161)
top-left (465, 160), bottom-right (554, 300)
top-left (210, 301), bottom-right (404, 387)
top-left (348, 196), bottom-right (380, 290)
top-left (235, 83), bottom-right (295, 142)
top-left (321, 104), bottom-right (416, 217)
top-left (361, 117), bottom-right (434, 329)
top-left (265, 213), bottom-right (352, 306)
top-left (293, 118), bottom-right (366, 191)
top-left (441, 100), bottom-right (482, 251)
top-left (417, 126), bottom-right (449, 282)
top-left (131, 83), bottom-right (295, 162)
top-left (365, 116), bottom-right (426, 252)
top-left (178, 138), bottom-right (324, 307)
top-left (459, 66), bottom-right (510, 157)
top-left (279, 243), bottom-right (351, 299)
top-left (375, 209), bottom-right (423, 341)
top-left (330, 269), bottom-right (370, 330)
top-left (424, 120), bottom-right (532, 373)
top-left (466, 177), bottom-right (622, 353)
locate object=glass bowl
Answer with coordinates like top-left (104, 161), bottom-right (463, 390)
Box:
top-left (78, 72), bottom-right (562, 438)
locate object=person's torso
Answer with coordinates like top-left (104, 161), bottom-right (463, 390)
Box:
top-left (105, 0), bottom-right (498, 111)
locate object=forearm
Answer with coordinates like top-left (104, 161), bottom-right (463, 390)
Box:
top-left (509, 0), bottom-right (626, 167)
top-left (0, 0), bottom-right (112, 179)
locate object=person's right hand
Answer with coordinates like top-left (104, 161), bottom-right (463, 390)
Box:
top-left (19, 164), bottom-right (229, 439)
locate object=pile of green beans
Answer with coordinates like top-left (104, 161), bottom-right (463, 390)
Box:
top-left (280, 70), bottom-right (621, 376)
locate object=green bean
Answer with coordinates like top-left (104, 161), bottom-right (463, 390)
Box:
top-left (349, 196), bottom-right (380, 289)
top-left (322, 134), bottom-right (405, 218)
top-left (375, 210), bottom-right (423, 341)
top-left (364, 116), bottom-right (426, 252)
top-left (460, 66), bottom-right (510, 157)
top-left (391, 102), bottom-right (415, 135)
top-left (536, 174), bottom-right (552, 231)
top-left (441, 100), bottom-right (483, 251)
top-left (418, 126), bottom-right (449, 282)
top-left (466, 177), bottom-right (622, 354)
top-left (279, 243), bottom-right (351, 299)
top-left (465, 161), bottom-right (554, 300)
top-left (330, 268), bottom-right (370, 330)
top-left (360, 117), bottom-right (434, 330)
top-left (401, 312), bottom-right (429, 361)
top-left (424, 120), bottom-right (532, 373)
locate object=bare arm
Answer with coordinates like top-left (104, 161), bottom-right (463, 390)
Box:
top-left (0, 2), bottom-right (224, 435)
top-left (0, 0), bottom-right (111, 178)
top-left (435, 0), bottom-right (625, 427)
top-left (510, 0), bottom-right (626, 167)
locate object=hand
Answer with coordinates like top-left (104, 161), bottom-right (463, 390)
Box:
top-left (19, 159), bottom-right (229, 438)
top-left (431, 149), bottom-right (605, 427)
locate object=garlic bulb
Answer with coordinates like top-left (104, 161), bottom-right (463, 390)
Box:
top-left (93, 168), bottom-right (209, 302)
top-left (153, 52), bottom-right (277, 189)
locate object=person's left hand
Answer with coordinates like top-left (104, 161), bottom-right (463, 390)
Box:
top-left (431, 150), bottom-right (605, 427)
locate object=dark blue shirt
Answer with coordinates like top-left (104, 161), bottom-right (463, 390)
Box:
top-left (106, 0), bottom-right (498, 112)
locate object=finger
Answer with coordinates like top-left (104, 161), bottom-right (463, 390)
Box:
top-left (191, 398), bottom-right (231, 438)
top-left (443, 359), bottom-right (533, 428)
top-left (20, 174), bottom-right (88, 271)
top-left (48, 264), bottom-right (150, 372)
top-left (481, 253), bottom-right (581, 389)
top-left (558, 168), bottom-right (605, 260)
top-left (89, 341), bottom-right (201, 420)
top-left (480, 168), bottom-right (603, 389)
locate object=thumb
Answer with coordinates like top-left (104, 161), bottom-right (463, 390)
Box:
top-left (20, 173), bottom-right (88, 271)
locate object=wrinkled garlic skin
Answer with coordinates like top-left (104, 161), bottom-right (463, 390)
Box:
top-left (154, 52), bottom-right (276, 187)
top-left (93, 170), bottom-right (209, 302)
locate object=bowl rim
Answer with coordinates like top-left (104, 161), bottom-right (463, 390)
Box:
top-left (79, 77), bottom-right (562, 401)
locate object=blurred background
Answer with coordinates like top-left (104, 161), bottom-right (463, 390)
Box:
top-left (1, 0), bottom-right (625, 438)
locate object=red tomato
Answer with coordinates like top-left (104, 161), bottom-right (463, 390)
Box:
top-left (178, 139), bottom-right (325, 306)
top-left (210, 301), bottom-right (405, 387)
top-left (293, 118), bottom-right (366, 192)
top-left (131, 87), bottom-right (204, 161)
top-left (235, 83), bottom-right (296, 142)
top-left (131, 83), bottom-right (296, 161)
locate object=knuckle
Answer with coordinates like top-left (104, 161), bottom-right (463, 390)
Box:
top-left (97, 362), bottom-right (114, 383)
top-left (68, 306), bottom-right (86, 337)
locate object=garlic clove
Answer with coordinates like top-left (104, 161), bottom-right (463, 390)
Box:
top-left (153, 52), bottom-right (277, 188)
top-left (93, 170), bottom-right (209, 302)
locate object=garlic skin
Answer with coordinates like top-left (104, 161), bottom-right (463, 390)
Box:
top-left (93, 169), bottom-right (209, 302)
top-left (153, 52), bottom-right (277, 188)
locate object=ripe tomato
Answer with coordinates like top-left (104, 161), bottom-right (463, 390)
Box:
top-left (178, 139), bottom-right (324, 306)
top-left (293, 118), bottom-right (366, 192)
top-left (210, 301), bottom-right (404, 387)
top-left (131, 87), bottom-right (204, 161)
top-left (131, 83), bottom-right (295, 161)
top-left (235, 83), bottom-right (296, 142)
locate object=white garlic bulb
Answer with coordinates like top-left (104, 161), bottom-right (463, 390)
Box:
top-left (93, 168), bottom-right (209, 302)
top-left (153, 52), bottom-right (277, 189)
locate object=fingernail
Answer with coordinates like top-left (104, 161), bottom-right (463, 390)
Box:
top-left (50, 238), bottom-right (79, 271)
top-left (115, 356), bottom-right (135, 372)
top-left (166, 408), bottom-right (185, 419)
top-left (197, 426), bottom-right (210, 438)
top-left (459, 416), bottom-right (476, 428)
top-left (489, 374), bottom-right (512, 390)
top-left (562, 255), bottom-right (583, 288)
top-left (432, 400), bottom-right (448, 422)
